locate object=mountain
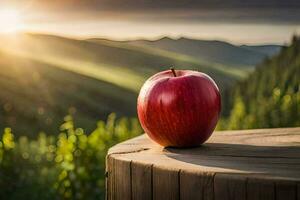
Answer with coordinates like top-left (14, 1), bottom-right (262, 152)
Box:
top-left (117, 37), bottom-right (282, 67)
top-left (0, 33), bottom-right (246, 136)
top-left (240, 45), bottom-right (282, 57)
top-left (219, 36), bottom-right (300, 130)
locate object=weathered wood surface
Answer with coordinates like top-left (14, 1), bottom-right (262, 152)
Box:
top-left (106, 127), bottom-right (300, 200)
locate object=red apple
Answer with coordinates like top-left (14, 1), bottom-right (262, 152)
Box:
top-left (137, 68), bottom-right (221, 147)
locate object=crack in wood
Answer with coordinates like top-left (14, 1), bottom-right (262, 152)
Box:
top-left (108, 147), bottom-right (150, 156)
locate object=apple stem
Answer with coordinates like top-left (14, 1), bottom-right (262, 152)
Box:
top-left (170, 67), bottom-right (177, 77)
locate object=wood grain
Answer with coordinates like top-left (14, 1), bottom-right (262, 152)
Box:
top-left (276, 180), bottom-right (297, 200)
top-left (106, 156), bottom-right (114, 200)
top-left (180, 170), bottom-right (214, 200)
top-left (152, 166), bottom-right (179, 200)
top-left (297, 183), bottom-right (300, 200)
top-left (214, 173), bottom-right (247, 200)
top-left (131, 162), bottom-right (152, 200)
top-left (112, 159), bottom-right (131, 200)
top-left (106, 127), bottom-right (300, 200)
top-left (247, 177), bottom-right (275, 200)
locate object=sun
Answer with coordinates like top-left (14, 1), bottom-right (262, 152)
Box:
top-left (0, 9), bottom-right (24, 33)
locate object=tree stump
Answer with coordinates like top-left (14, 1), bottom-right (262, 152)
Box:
top-left (106, 127), bottom-right (300, 200)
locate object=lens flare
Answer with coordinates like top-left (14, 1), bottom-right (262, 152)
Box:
top-left (0, 9), bottom-right (24, 33)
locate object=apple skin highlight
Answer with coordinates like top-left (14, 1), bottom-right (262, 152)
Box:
top-left (137, 69), bottom-right (221, 147)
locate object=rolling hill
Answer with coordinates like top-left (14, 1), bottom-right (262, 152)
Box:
top-left (1, 34), bottom-right (247, 91)
top-left (0, 49), bottom-right (138, 136)
top-left (114, 37), bottom-right (282, 67)
top-left (0, 33), bottom-right (280, 136)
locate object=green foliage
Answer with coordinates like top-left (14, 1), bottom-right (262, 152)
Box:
top-left (220, 36), bottom-right (300, 130)
top-left (0, 114), bottom-right (142, 200)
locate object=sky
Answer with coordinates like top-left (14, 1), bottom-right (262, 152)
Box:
top-left (1, 0), bottom-right (300, 44)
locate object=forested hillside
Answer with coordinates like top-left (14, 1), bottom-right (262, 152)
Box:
top-left (220, 36), bottom-right (300, 130)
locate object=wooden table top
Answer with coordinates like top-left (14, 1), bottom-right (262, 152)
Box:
top-left (107, 127), bottom-right (300, 200)
top-left (108, 127), bottom-right (300, 180)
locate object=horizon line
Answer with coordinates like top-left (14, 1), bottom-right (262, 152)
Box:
top-left (1, 30), bottom-right (288, 46)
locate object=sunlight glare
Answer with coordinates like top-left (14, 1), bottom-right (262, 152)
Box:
top-left (0, 9), bottom-right (24, 33)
